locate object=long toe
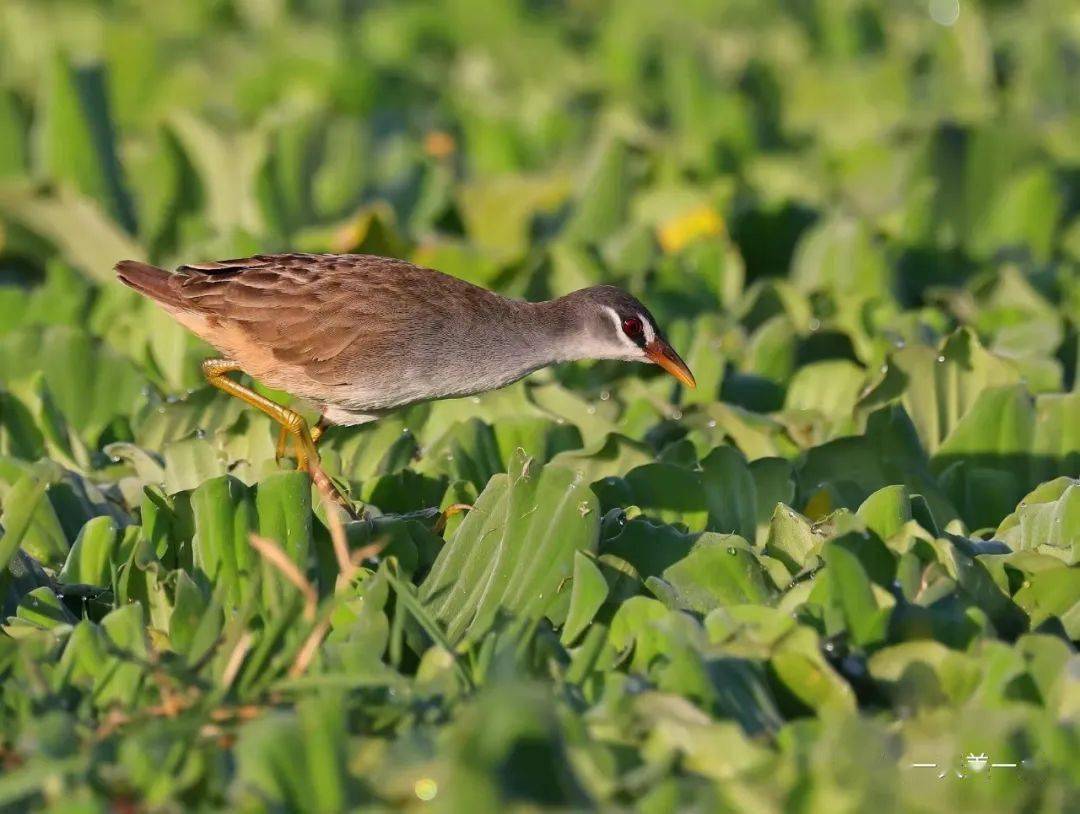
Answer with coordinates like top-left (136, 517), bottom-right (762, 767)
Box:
top-left (275, 425), bottom-right (290, 463)
top-left (308, 462), bottom-right (360, 521)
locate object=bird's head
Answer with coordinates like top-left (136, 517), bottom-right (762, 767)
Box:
top-left (560, 286), bottom-right (696, 388)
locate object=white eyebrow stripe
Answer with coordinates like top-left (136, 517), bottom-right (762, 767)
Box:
top-left (602, 306), bottom-right (642, 353)
top-left (640, 317), bottom-right (656, 345)
top-left (602, 306), bottom-right (623, 335)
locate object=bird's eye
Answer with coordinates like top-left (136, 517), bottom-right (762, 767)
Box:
top-left (622, 316), bottom-right (644, 340)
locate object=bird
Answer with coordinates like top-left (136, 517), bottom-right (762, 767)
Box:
top-left (115, 253), bottom-right (696, 475)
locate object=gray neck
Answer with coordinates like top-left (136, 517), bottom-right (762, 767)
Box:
top-left (509, 294), bottom-right (595, 363)
top-left (461, 293), bottom-right (596, 391)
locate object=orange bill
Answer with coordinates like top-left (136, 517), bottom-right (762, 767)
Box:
top-left (645, 339), bottom-right (696, 389)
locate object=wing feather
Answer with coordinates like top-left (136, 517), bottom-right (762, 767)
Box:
top-left (168, 253), bottom-right (485, 384)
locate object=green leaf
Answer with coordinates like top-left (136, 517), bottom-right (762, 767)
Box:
top-left (191, 476), bottom-right (255, 606)
top-left (799, 405), bottom-right (957, 525)
top-left (0, 91), bottom-right (28, 178)
top-left (791, 215), bottom-right (889, 298)
top-left (168, 112), bottom-right (267, 235)
top-left (996, 478), bottom-right (1080, 564)
top-left (1029, 393), bottom-right (1080, 485)
top-left (563, 136), bottom-right (631, 244)
top-left (492, 416), bottom-right (582, 466)
top-left (95, 603), bottom-right (149, 709)
top-left (457, 174), bottom-right (568, 263)
top-left (856, 486), bottom-right (912, 542)
top-left (560, 551), bottom-right (609, 646)
top-left (0, 475), bottom-right (69, 570)
top-left (38, 57), bottom-right (136, 230)
top-left (0, 389), bottom-right (44, 462)
top-left (700, 446), bottom-right (757, 541)
top-left (326, 419), bottom-right (418, 485)
top-left (57, 619), bottom-right (109, 690)
top-left (163, 439), bottom-right (229, 494)
top-left (12, 586), bottom-right (76, 631)
top-left (607, 596), bottom-right (685, 671)
top-left (1013, 567), bottom-right (1080, 638)
top-left (254, 470), bottom-right (314, 609)
top-left (125, 125), bottom-right (200, 259)
top-left (934, 384), bottom-right (1034, 470)
top-left (677, 315), bottom-right (727, 406)
top-left (5, 373), bottom-right (90, 470)
top-left (823, 538), bottom-right (892, 647)
top-left (254, 471), bottom-right (312, 565)
top-left (233, 712), bottom-right (310, 809)
top-left (744, 316), bottom-right (796, 384)
top-left (859, 328), bottom-right (1020, 456)
top-left (58, 516), bottom-right (119, 587)
top-left (867, 641), bottom-right (981, 709)
top-left (602, 517), bottom-right (695, 579)
top-left (0, 186), bottom-right (144, 283)
top-left (770, 627), bottom-right (857, 713)
top-left (784, 360), bottom-right (867, 421)
top-left (764, 504), bottom-right (820, 574)
top-left (660, 534), bottom-right (774, 613)
top-left (420, 451), bottom-right (599, 644)
top-left (363, 464), bottom-right (446, 515)
top-left (749, 457), bottom-right (795, 541)
top-left (0, 326), bottom-right (148, 445)
top-left (418, 417), bottom-right (503, 492)
top-left (169, 570), bottom-right (210, 658)
top-left (618, 463), bottom-right (708, 529)
top-left (526, 382), bottom-right (618, 447)
top-left (969, 166), bottom-right (1062, 262)
top-left (550, 433), bottom-right (654, 483)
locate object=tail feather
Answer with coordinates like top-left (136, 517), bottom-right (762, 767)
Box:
top-left (115, 260), bottom-right (182, 308)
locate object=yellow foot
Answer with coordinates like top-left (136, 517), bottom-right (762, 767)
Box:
top-left (434, 503), bottom-right (473, 534)
top-left (309, 461), bottom-right (361, 521)
top-left (276, 418), bottom-right (325, 467)
top-left (200, 358), bottom-right (356, 517)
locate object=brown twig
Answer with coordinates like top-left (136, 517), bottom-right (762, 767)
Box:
top-left (287, 614), bottom-right (334, 679)
top-left (95, 699), bottom-right (268, 742)
top-left (311, 467), bottom-right (382, 591)
top-left (285, 541), bottom-right (381, 680)
top-left (350, 541), bottom-right (385, 568)
top-left (219, 631), bottom-right (255, 689)
top-left (146, 667), bottom-right (193, 718)
top-left (207, 704), bottom-right (263, 723)
top-left (314, 474), bottom-right (359, 590)
top-left (280, 468), bottom-right (388, 680)
top-left (248, 534), bottom-right (318, 621)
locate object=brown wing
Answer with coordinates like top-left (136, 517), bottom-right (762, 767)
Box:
top-left (170, 253), bottom-right (499, 385)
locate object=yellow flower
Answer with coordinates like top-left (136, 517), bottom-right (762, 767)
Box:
top-left (656, 205), bottom-right (724, 253)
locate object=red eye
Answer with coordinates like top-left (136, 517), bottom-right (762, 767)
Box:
top-left (622, 316), bottom-right (644, 339)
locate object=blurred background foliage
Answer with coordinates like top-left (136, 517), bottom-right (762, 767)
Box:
top-left (0, 0), bottom-right (1079, 811)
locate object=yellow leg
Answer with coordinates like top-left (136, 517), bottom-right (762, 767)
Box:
top-left (275, 417), bottom-right (325, 463)
top-left (275, 426), bottom-right (287, 462)
top-left (202, 359), bottom-right (317, 471)
top-left (203, 360), bottom-right (359, 519)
